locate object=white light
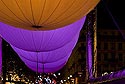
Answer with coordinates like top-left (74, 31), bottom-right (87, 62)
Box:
top-left (68, 77), bottom-right (70, 79)
top-left (79, 75), bottom-right (82, 77)
top-left (58, 73), bottom-right (61, 75)
top-left (61, 80), bottom-right (63, 83)
top-left (53, 74), bottom-right (56, 77)
top-left (64, 80), bottom-right (66, 82)
top-left (103, 72), bottom-right (108, 75)
top-left (110, 72), bottom-right (113, 74)
top-left (6, 77), bottom-right (8, 81)
top-left (70, 75), bottom-right (72, 78)
top-left (39, 78), bottom-right (42, 80)
top-left (21, 74), bottom-right (23, 76)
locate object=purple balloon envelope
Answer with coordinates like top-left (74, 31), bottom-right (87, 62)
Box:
top-left (19, 54), bottom-right (69, 73)
top-left (0, 17), bottom-right (86, 52)
top-left (11, 33), bottom-right (79, 63)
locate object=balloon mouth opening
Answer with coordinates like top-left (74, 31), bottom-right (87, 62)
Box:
top-left (32, 25), bottom-right (42, 28)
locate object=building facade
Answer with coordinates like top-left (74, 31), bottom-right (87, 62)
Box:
top-left (59, 13), bottom-right (125, 84)
top-left (97, 29), bottom-right (125, 77)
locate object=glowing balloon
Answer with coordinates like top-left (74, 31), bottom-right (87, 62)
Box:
top-left (0, 0), bottom-right (99, 30)
top-left (0, 17), bottom-right (86, 52)
top-left (19, 54), bottom-right (69, 73)
top-left (11, 33), bottom-right (79, 63)
top-left (27, 62), bottom-right (65, 73)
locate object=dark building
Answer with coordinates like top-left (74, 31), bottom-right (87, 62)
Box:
top-left (97, 29), bottom-right (125, 77)
top-left (59, 0), bottom-right (125, 83)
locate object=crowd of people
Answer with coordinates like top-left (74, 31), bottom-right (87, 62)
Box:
top-left (35, 73), bottom-right (57, 84)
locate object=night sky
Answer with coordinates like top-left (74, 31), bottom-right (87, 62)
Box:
top-left (97, 0), bottom-right (125, 30)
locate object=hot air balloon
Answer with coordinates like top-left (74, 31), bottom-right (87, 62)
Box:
top-left (11, 33), bottom-right (79, 63)
top-left (0, 17), bottom-right (86, 52)
top-left (0, 0), bottom-right (99, 30)
top-left (10, 33), bottom-right (79, 73)
top-left (19, 55), bottom-right (69, 73)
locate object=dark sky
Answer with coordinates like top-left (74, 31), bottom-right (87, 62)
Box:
top-left (97, 0), bottom-right (125, 30)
